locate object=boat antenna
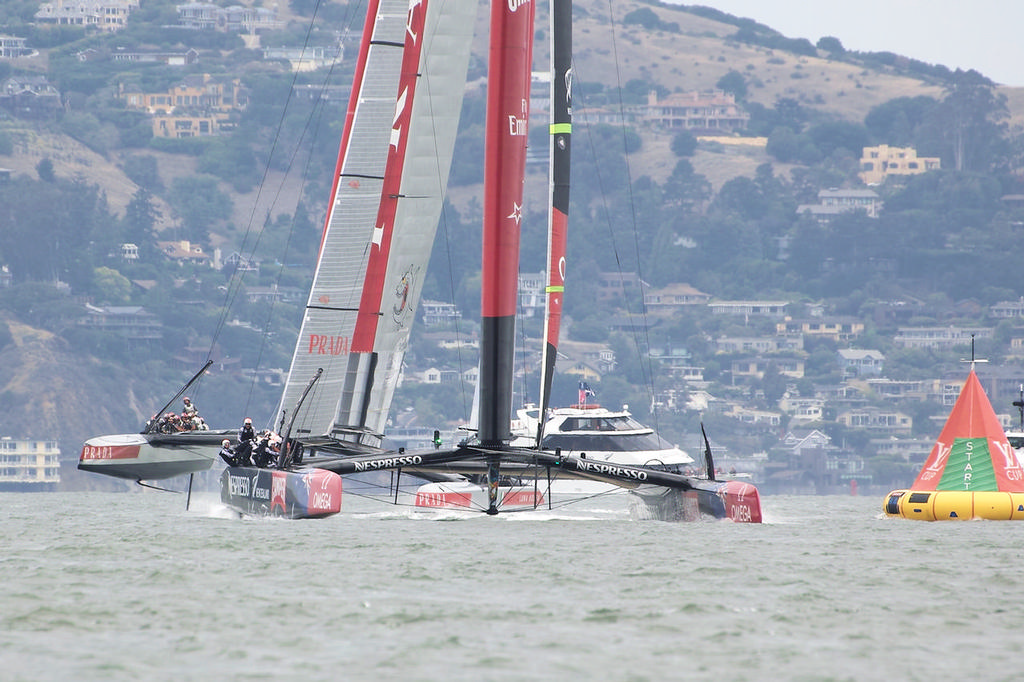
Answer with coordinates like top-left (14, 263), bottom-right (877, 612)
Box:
top-left (959, 333), bottom-right (988, 369)
top-left (1013, 384), bottom-right (1024, 431)
top-left (142, 360), bottom-right (213, 434)
top-left (701, 422), bottom-right (716, 482)
top-left (277, 368), bottom-right (323, 469)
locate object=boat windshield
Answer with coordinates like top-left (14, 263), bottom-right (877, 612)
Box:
top-left (1008, 435), bottom-right (1024, 450)
top-left (558, 415), bottom-right (647, 432)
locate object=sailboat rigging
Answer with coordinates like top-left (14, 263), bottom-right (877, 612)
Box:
top-left (77, 0), bottom-right (762, 523)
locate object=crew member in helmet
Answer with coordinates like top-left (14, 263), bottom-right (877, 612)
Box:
top-left (218, 439), bottom-right (237, 467)
top-left (235, 418), bottom-right (256, 466)
top-left (182, 397), bottom-right (198, 418)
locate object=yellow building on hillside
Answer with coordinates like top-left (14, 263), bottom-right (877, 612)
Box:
top-left (859, 145), bottom-right (940, 185)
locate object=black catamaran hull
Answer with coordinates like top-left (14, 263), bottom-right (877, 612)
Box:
top-left (78, 431), bottom-right (231, 480)
top-left (219, 466), bottom-right (342, 518)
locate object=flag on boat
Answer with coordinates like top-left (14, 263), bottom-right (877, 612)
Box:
top-left (911, 369), bottom-right (1024, 492)
top-left (578, 381), bottom-right (596, 404)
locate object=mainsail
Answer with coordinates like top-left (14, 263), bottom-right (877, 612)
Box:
top-left (911, 369), bottom-right (1024, 491)
top-left (279, 0), bottom-right (476, 443)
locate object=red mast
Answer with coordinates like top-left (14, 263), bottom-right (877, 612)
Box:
top-left (478, 0), bottom-right (535, 447)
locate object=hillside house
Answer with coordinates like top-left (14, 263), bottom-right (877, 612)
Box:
top-left (893, 326), bottom-right (994, 349)
top-left (644, 282), bottom-right (711, 311)
top-left (78, 304), bottom-right (162, 341)
top-left (859, 145), bottom-right (939, 185)
top-left (778, 396), bottom-right (825, 425)
top-left (724, 405), bottom-right (782, 426)
top-left (595, 271), bottom-right (646, 303)
top-left (121, 74), bottom-right (245, 138)
top-left (837, 349), bottom-right (885, 376)
top-left (766, 429), bottom-right (869, 494)
top-left (730, 357), bottom-right (805, 381)
top-left (776, 316), bottom-right (864, 341)
top-left (991, 298), bottom-right (1024, 319)
top-left (0, 36), bottom-right (31, 59)
top-left (709, 300), bottom-right (788, 318)
top-left (111, 47), bottom-right (199, 65)
top-left (35, 0), bottom-right (139, 31)
top-left (517, 271), bottom-right (545, 318)
top-left (797, 189), bottom-right (881, 220)
top-left (560, 340), bottom-right (616, 374)
top-left (158, 240), bottom-right (209, 266)
top-left (220, 251), bottom-right (259, 273)
top-left (421, 367), bottom-right (460, 385)
top-left (264, 45), bottom-right (342, 72)
top-left (836, 407), bottom-right (912, 436)
top-left (640, 90), bottom-right (749, 132)
top-left (716, 335), bottom-right (804, 354)
top-left (0, 76), bottom-right (62, 120)
top-left (421, 300), bottom-right (462, 327)
top-left (871, 437), bottom-right (934, 464)
top-left (176, 2), bottom-right (283, 34)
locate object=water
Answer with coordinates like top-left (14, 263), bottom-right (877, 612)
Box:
top-left (3, 491), bottom-right (1024, 682)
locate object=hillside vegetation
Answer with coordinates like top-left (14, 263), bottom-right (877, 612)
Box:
top-left (1, 0), bottom-right (1023, 484)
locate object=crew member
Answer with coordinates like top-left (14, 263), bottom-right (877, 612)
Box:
top-left (252, 430), bottom-right (272, 468)
top-left (235, 418), bottom-right (256, 466)
top-left (182, 397), bottom-right (198, 418)
top-left (218, 439), bottom-right (237, 467)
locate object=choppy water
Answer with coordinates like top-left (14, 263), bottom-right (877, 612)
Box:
top-left (3, 491), bottom-right (1024, 681)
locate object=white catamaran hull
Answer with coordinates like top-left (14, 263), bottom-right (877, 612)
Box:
top-left (78, 431), bottom-right (228, 480)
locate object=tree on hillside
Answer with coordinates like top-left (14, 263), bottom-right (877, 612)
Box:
top-left (0, 177), bottom-right (110, 288)
top-left (36, 158), bottom-right (55, 183)
top-left (167, 175), bottom-right (232, 243)
top-left (864, 96), bottom-right (938, 148)
top-left (670, 130), bottom-right (697, 157)
top-left (716, 70), bottom-right (747, 100)
top-left (122, 187), bottom-right (160, 262)
top-left (932, 69), bottom-right (1008, 172)
top-left (816, 36), bottom-right (844, 56)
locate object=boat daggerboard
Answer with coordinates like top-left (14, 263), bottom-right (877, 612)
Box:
top-left (278, 0), bottom-right (477, 444)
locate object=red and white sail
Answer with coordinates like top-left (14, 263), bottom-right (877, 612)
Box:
top-left (279, 0), bottom-right (476, 443)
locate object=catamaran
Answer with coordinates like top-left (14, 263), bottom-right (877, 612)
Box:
top-left (79, 0), bottom-right (762, 523)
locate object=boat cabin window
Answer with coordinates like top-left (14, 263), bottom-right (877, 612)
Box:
top-left (558, 416), bottom-right (646, 432)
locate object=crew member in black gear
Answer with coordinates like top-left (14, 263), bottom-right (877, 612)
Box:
top-left (235, 417), bottom-right (256, 466)
top-left (218, 439), bottom-right (237, 467)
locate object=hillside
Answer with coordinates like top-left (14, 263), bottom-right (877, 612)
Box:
top-left (2, 0), bottom-right (1024, 489)
top-left (2, 0), bottom-right (1019, 221)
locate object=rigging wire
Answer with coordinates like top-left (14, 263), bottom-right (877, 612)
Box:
top-left (565, 0), bottom-right (660, 434)
top-left (425, 0), bottom-right (475, 426)
top-left (198, 0), bottom-right (365, 423)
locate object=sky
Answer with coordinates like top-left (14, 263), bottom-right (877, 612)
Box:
top-left (680, 1), bottom-right (1024, 87)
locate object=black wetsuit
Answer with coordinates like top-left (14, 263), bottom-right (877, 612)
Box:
top-left (218, 446), bottom-right (238, 467)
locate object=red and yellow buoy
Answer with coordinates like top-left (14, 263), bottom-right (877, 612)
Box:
top-left (884, 489), bottom-right (1024, 521)
top-left (883, 369), bottom-right (1024, 521)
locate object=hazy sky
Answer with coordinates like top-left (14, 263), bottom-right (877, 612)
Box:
top-left (683, 1), bottom-right (1024, 87)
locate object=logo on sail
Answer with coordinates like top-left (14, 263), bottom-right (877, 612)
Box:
top-left (307, 334), bottom-right (350, 355)
top-left (392, 266), bottom-right (418, 326)
top-left (508, 98), bottom-right (528, 136)
top-left (507, 0), bottom-right (530, 11)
